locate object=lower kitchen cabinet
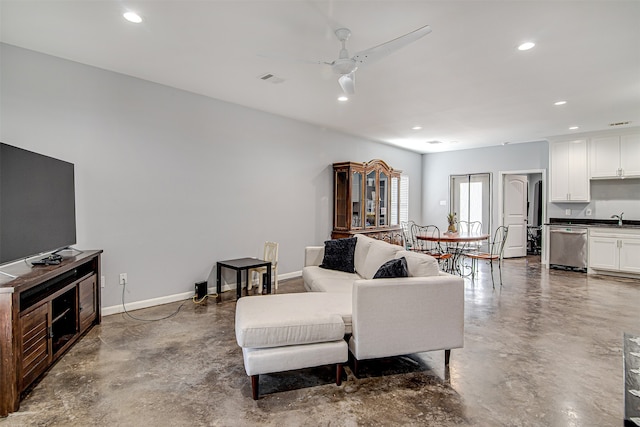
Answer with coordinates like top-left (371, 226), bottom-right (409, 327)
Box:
top-left (589, 228), bottom-right (640, 275)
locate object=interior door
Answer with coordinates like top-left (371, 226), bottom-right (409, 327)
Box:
top-left (503, 174), bottom-right (527, 258)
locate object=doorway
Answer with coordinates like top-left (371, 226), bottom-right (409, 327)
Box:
top-left (450, 173), bottom-right (492, 237)
top-left (499, 170), bottom-right (546, 260)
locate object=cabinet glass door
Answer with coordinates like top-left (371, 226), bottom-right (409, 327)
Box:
top-left (335, 170), bottom-right (348, 229)
top-left (351, 171), bottom-right (363, 228)
top-left (379, 172), bottom-right (388, 226)
top-left (366, 171), bottom-right (376, 227)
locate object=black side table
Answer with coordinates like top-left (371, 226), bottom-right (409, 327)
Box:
top-left (216, 258), bottom-right (272, 303)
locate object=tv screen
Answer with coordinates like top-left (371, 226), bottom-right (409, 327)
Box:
top-left (0, 143), bottom-right (76, 265)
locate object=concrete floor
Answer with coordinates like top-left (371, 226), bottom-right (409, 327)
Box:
top-left (1, 257), bottom-right (639, 426)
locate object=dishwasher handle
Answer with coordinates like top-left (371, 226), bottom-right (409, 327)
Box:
top-left (549, 228), bottom-right (587, 235)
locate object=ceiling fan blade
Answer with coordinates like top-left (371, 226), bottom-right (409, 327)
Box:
top-left (352, 25), bottom-right (432, 67)
top-left (338, 72), bottom-right (355, 94)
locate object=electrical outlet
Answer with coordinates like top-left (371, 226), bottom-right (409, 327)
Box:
top-left (101, 275), bottom-right (105, 288)
top-left (565, 209), bottom-right (572, 216)
top-left (585, 208), bottom-right (592, 216)
top-left (119, 273), bottom-right (127, 286)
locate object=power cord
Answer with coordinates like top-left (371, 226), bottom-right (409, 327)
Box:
top-left (121, 280), bottom-right (187, 322)
top-left (120, 280), bottom-right (218, 321)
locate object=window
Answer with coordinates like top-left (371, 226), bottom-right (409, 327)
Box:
top-left (391, 174), bottom-right (409, 224)
top-left (400, 175), bottom-right (409, 223)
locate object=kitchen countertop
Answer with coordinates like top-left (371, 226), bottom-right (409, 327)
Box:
top-left (548, 218), bottom-right (640, 229)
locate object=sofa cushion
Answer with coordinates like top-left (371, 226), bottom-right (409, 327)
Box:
top-left (320, 237), bottom-right (356, 273)
top-left (303, 266), bottom-right (360, 293)
top-left (373, 257), bottom-right (408, 279)
top-left (236, 294), bottom-right (346, 348)
top-left (395, 250), bottom-right (440, 277)
top-left (354, 234), bottom-right (376, 275)
top-left (361, 239), bottom-right (403, 280)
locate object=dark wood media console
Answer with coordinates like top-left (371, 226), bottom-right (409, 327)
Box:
top-left (0, 250), bottom-right (102, 416)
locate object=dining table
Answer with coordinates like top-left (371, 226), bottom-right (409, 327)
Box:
top-left (415, 231), bottom-right (490, 275)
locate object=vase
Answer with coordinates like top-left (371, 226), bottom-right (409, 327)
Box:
top-left (447, 224), bottom-right (457, 233)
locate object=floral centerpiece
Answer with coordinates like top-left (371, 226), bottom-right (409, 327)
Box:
top-left (447, 212), bottom-right (457, 233)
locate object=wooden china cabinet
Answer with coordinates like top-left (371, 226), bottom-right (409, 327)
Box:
top-left (332, 159), bottom-right (403, 245)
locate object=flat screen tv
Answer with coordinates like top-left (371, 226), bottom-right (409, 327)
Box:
top-left (0, 143), bottom-right (76, 265)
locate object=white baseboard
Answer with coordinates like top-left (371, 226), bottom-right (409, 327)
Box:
top-left (101, 271), bottom-right (302, 317)
top-left (102, 290), bottom-right (195, 316)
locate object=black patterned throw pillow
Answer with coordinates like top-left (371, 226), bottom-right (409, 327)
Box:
top-left (319, 237), bottom-right (357, 273)
top-left (373, 257), bottom-right (409, 279)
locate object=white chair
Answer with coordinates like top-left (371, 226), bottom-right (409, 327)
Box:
top-left (249, 241), bottom-right (279, 291)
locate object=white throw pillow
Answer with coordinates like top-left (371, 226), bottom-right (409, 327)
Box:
top-left (354, 234), bottom-right (376, 275)
top-left (361, 239), bottom-right (402, 280)
top-left (395, 250), bottom-right (440, 277)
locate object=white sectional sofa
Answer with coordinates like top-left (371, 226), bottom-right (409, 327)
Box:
top-left (303, 234), bottom-right (464, 369)
top-left (235, 233), bottom-right (464, 398)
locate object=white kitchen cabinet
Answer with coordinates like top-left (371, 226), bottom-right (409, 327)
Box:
top-left (550, 139), bottom-right (589, 202)
top-left (590, 133), bottom-right (640, 179)
top-left (589, 228), bottom-right (640, 274)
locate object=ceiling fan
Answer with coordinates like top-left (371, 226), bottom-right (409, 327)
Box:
top-left (319, 24), bottom-right (432, 94)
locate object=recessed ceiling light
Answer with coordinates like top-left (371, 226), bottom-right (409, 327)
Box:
top-left (569, 126), bottom-right (579, 130)
top-left (123, 11), bottom-right (142, 23)
top-left (554, 101), bottom-right (567, 106)
top-left (518, 42), bottom-right (535, 51)
top-left (337, 96), bottom-right (348, 102)
top-left (412, 126), bottom-right (422, 130)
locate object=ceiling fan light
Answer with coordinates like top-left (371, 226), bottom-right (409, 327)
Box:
top-left (518, 42), bottom-right (535, 51)
top-left (123, 11), bottom-right (142, 23)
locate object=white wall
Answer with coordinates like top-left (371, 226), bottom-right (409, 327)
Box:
top-left (0, 44), bottom-right (423, 308)
top-left (421, 141), bottom-right (549, 231)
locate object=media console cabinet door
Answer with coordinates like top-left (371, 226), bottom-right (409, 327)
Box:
top-left (19, 303), bottom-right (52, 391)
top-left (78, 275), bottom-right (97, 333)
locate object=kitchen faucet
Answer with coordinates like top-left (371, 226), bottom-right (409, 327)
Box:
top-left (611, 212), bottom-right (624, 226)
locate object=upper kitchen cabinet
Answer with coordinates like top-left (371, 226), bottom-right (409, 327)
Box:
top-left (590, 133), bottom-right (640, 179)
top-left (550, 139), bottom-right (590, 202)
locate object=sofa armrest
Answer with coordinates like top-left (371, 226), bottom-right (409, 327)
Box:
top-left (304, 246), bottom-right (325, 267)
top-left (349, 275), bottom-right (464, 360)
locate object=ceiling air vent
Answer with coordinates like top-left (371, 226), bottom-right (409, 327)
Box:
top-left (258, 73), bottom-right (285, 84)
top-left (426, 140), bottom-right (443, 145)
top-left (609, 121), bottom-right (631, 127)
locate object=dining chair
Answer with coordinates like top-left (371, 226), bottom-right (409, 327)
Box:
top-left (249, 241), bottom-right (279, 292)
top-left (400, 220), bottom-right (417, 251)
top-left (459, 220), bottom-right (484, 252)
top-left (465, 226), bottom-right (509, 288)
top-left (411, 224), bottom-right (453, 271)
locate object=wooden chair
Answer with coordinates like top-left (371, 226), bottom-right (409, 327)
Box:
top-left (411, 224), bottom-right (453, 271)
top-left (249, 241), bottom-right (279, 292)
top-left (465, 226), bottom-right (509, 288)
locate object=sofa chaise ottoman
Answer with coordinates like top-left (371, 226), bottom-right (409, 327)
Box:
top-left (235, 293), bottom-right (351, 399)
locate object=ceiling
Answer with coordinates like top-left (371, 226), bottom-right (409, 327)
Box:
top-left (1, 0), bottom-right (639, 154)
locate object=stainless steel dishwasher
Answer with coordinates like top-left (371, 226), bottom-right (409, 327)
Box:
top-left (549, 225), bottom-right (588, 271)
